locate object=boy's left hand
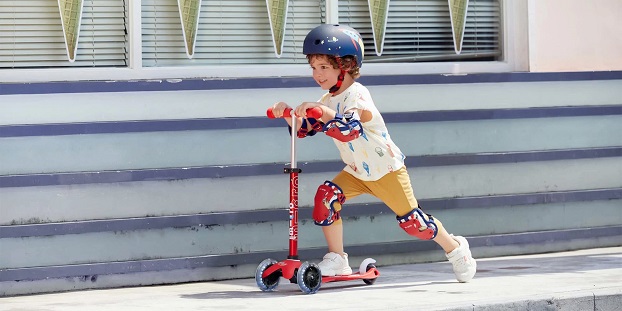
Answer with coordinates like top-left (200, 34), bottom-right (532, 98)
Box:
top-left (295, 102), bottom-right (322, 119)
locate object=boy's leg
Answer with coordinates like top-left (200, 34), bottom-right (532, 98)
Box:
top-left (321, 170), bottom-right (366, 254)
top-left (322, 223), bottom-right (344, 254)
top-left (432, 224), bottom-right (460, 253)
top-left (318, 220), bottom-right (352, 276)
top-left (368, 166), bottom-right (476, 282)
top-left (314, 171), bottom-right (366, 276)
top-left (369, 167), bottom-right (458, 251)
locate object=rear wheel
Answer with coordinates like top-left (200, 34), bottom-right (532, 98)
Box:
top-left (363, 263), bottom-right (377, 285)
top-left (297, 261), bottom-right (322, 294)
top-left (256, 258), bottom-right (280, 291)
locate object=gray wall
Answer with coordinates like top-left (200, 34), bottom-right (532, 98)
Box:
top-left (1, 73), bottom-right (621, 296)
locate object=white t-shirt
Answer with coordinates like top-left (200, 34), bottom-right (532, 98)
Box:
top-left (318, 82), bottom-right (406, 181)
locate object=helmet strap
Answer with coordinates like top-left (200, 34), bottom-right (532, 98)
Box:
top-left (329, 57), bottom-right (346, 95)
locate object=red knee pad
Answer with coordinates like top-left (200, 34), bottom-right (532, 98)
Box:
top-left (396, 208), bottom-right (438, 240)
top-left (313, 181), bottom-right (345, 226)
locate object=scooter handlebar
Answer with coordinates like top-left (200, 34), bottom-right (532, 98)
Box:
top-left (266, 107), bottom-right (323, 119)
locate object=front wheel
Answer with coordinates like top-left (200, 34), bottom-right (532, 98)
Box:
top-left (256, 258), bottom-right (280, 291)
top-left (297, 261), bottom-right (322, 294)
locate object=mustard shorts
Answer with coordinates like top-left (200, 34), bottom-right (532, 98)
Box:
top-left (331, 166), bottom-right (418, 217)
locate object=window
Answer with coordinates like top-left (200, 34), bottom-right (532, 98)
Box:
top-left (141, 0), bottom-right (501, 66)
top-left (0, 0), bottom-right (515, 80)
top-left (340, 0), bottom-right (501, 63)
top-left (0, 0), bottom-right (128, 68)
top-left (141, 0), bottom-right (322, 67)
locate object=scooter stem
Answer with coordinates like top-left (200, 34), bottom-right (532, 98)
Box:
top-left (290, 116), bottom-right (297, 170)
top-left (287, 116), bottom-right (299, 259)
top-left (265, 107), bottom-right (323, 260)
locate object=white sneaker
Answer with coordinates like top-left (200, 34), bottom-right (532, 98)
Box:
top-left (317, 252), bottom-right (353, 276)
top-left (446, 235), bottom-right (477, 282)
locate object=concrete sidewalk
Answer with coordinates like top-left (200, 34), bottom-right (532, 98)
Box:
top-left (1, 247), bottom-right (620, 311)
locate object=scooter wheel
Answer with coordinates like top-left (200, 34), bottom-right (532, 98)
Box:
top-left (363, 263), bottom-right (377, 285)
top-left (256, 258), bottom-right (280, 291)
top-left (297, 261), bottom-right (322, 294)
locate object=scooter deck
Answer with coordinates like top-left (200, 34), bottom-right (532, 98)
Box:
top-left (322, 267), bottom-right (380, 283)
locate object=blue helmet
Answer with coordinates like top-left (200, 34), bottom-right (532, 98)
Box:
top-left (303, 24), bottom-right (364, 68)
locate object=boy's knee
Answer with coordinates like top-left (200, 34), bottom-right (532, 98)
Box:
top-left (313, 181), bottom-right (345, 226)
top-left (396, 207), bottom-right (438, 240)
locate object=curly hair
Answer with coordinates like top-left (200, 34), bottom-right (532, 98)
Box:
top-left (306, 54), bottom-right (361, 79)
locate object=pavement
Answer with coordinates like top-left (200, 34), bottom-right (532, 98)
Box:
top-left (0, 247), bottom-right (620, 311)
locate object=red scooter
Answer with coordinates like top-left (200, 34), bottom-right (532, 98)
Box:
top-left (256, 107), bottom-right (380, 294)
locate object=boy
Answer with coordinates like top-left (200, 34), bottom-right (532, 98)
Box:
top-left (270, 24), bottom-right (476, 282)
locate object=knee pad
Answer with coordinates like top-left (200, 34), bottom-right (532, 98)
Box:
top-left (396, 207), bottom-right (438, 240)
top-left (313, 181), bottom-right (345, 226)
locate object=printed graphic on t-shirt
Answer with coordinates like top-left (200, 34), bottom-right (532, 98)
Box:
top-left (320, 82), bottom-right (405, 181)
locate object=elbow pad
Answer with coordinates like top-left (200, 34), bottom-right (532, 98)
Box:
top-left (323, 117), bottom-right (363, 142)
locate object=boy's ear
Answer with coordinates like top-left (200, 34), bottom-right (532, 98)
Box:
top-left (341, 59), bottom-right (353, 71)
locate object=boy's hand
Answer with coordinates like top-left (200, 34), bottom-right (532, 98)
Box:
top-left (297, 102), bottom-right (336, 122)
top-left (295, 102), bottom-right (321, 119)
top-left (270, 102), bottom-right (292, 118)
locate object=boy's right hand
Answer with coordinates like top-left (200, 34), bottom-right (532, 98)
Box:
top-left (270, 102), bottom-right (292, 118)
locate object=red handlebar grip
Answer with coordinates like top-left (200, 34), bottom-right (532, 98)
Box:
top-left (266, 108), bottom-right (292, 118)
top-left (266, 108), bottom-right (276, 119)
top-left (306, 107), bottom-right (323, 119)
top-left (266, 108), bottom-right (275, 118)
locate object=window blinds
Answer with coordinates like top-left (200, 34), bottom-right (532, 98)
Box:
top-left (141, 0), bottom-right (323, 67)
top-left (0, 0), bottom-right (128, 68)
top-left (340, 0), bottom-right (501, 63)
top-left (0, 0), bottom-right (500, 69)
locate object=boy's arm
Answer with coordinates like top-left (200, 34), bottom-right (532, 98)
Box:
top-left (338, 108), bottom-right (372, 124)
top-left (309, 104), bottom-right (371, 124)
top-left (357, 109), bottom-right (373, 123)
top-left (295, 103), bottom-right (372, 123)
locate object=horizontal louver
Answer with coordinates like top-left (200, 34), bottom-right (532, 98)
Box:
top-left (0, 0), bottom-right (128, 68)
top-left (0, 0), bottom-right (501, 70)
top-left (340, 0), bottom-right (501, 62)
top-left (141, 0), bottom-right (323, 66)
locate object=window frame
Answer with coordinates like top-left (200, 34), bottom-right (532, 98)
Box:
top-left (0, 0), bottom-right (528, 83)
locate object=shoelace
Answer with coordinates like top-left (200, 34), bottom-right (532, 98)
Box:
top-left (453, 255), bottom-right (471, 268)
top-left (321, 255), bottom-right (339, 265)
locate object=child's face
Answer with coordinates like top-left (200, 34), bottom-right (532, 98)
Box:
top-left (309, 55), bottom-right (341, 91)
